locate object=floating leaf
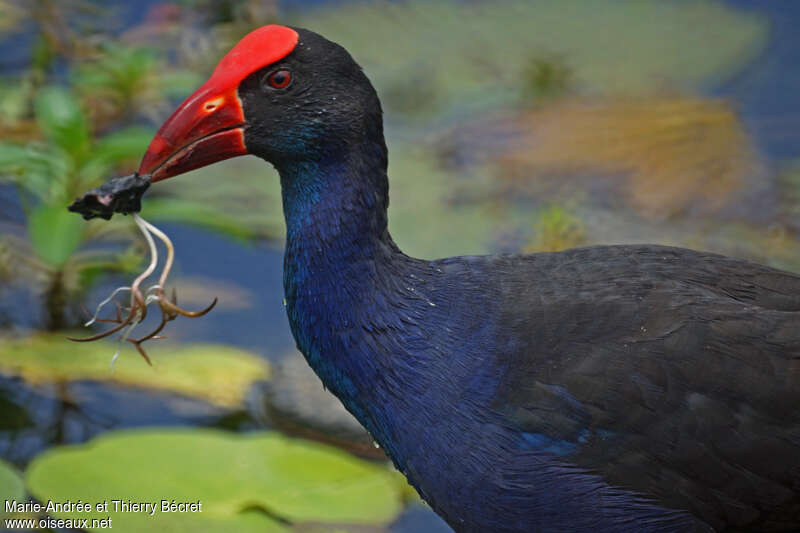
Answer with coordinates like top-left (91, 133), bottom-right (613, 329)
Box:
top-left (0, 459), bottom-right (25, 518)
top-left (0, 334), bottom-right (270, 408)
top-left (488, 96), bottom-right (761, 218)
top-left (26, 428), bottom-right (405, 531)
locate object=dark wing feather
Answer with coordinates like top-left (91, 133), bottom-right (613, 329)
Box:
top-left (481, 245), bottom-right (800, 531)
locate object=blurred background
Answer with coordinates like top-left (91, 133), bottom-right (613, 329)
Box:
top-left (0, 0), bottom-right (798, 531)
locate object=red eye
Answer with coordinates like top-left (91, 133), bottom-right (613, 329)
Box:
top-left (267, 69), bottom-right (291, 89)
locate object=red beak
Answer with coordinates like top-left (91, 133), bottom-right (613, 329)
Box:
top-left (137, 25), bottom-right (299, 182)
top-left (138, 81), bottom-right (247, 182)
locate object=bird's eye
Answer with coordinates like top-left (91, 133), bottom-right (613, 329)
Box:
top-left (266, 69), bottom-right (292, 89)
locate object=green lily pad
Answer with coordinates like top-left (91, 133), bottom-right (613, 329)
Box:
top-left (0, 334), bottom-right (270, 408)
top-left (26, 428), bottom-right (405, 532)
top-left (0, 459), bottom-right (25, 518)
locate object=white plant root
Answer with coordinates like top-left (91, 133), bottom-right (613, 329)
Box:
top-left (70, 214), bottom-right (217, 366)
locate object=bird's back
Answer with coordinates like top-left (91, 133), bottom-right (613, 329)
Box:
top-left (399, 244), bottom-right (800, 532)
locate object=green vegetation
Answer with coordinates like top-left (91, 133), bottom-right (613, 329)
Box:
top-left (0, 3), bottom-right (795, 529)
top-left (295, 0), bottom-right (767, 118)
top-left (521, 54), bottom-right (573, 104)
top-left (779, 161), bottom-right (800, 224)
top-left (0, 0), bottom-right (775, 326)
top-left (494, 95), bottom-right (758, 217)
top-left (0, 86), bottom-right (150, 329)
top-left (526, 206), bottom-right (587, 253)
top-left (0, 459), bottom-right (25, 518)
top-left (73, 43), bottom-right (202, 130)
top-left (0, 334), bottom-right (270, 408)
top-left (26, 428), bottom-right (406, 531)
top-left (0, 44), bottom-right (266, 329)
top-left (141, 155), bottom-right (285, 242)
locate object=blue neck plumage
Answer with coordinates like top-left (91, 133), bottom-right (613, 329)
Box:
top-left (279, 139), bottom-right (390, 260)
top-left (278, 138), bottom-right (400, 437)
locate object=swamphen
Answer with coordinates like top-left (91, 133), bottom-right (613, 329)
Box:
top-left (136, 26), bottom-right (800, 532)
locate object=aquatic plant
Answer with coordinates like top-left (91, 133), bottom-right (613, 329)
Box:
top-left (0, 43), bottom-right (269, 329)
top-left (521, 53), bottom-right (573, 104)
top-left (0, 86), bottom-right (149, 329)
top-left (0, 459), bottom-right (24, 518)
top-left (72, 43), bottom-right (202, 130)
top-left (525, 206), bottom-right (587, 253)
top-left (493, 95), bottom-right (760, 218)
top-left (0, 334), bottom-right (270, 408)
top-left (69, 214), bottom-right (216, 365)
top-left (294, 0), bottom-right (767, 119)
top-left (25, 428), bottom-right (407, 532)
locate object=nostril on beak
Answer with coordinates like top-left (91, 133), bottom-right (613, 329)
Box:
top-left (203, 97), bottom-right (224, 113)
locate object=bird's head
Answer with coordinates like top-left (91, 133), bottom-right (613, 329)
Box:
top-left (139, 25), bottom-right (383, 182)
